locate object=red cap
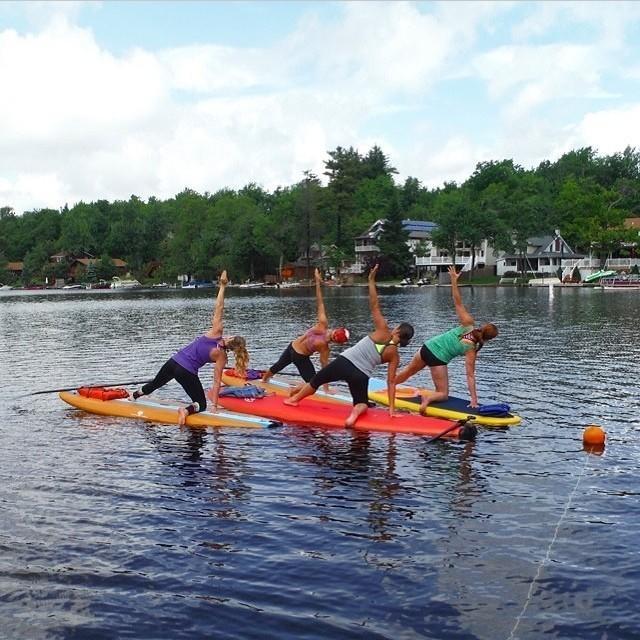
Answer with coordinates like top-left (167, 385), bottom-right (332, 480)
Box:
top-left (331, 327), bottom-right (350, 344)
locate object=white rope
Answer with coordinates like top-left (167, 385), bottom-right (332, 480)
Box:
top-left (507, 452), bottom-right (591, 640)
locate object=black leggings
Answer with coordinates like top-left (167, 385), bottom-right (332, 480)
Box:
top-left (268, 343), bottom-right (316, 382)
top-left (310, 356), bottom-right (369, 406)
top-left (141, 358), bottom-right (207, 412)
top-left (419, 344), bottom-right (447, 367)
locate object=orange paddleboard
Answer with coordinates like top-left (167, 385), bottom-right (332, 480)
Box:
top-left (216, 393), bottom-right (469, 438)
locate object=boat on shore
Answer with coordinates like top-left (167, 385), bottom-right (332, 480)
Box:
top-left (88, 280), bottom-right (112, 290)
top-left (528, 277), bottom-right (562, 287)
top-left (181, 280), bottom-right (215, 289)
top-left (584, 269), bottom-right (617, 283)
top-left (111, 276), bottom-right (142, 289)
top-left (600, 275), bottom-right (640, 290)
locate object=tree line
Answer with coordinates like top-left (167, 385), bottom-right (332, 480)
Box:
top-left (1, 145), bottom-right (639, 285)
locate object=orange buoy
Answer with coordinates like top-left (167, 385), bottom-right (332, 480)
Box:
top-left (583, 425), bottom-right (606, 447)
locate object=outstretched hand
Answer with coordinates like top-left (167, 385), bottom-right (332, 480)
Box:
top-left (314, 268), bottom-right (322, 284)
top-left (368, 263), bottom-right (379, 281)
top-left (219, 270), bottom-right (228, 286)
top-left (448, 265), bottom-right (460, 283)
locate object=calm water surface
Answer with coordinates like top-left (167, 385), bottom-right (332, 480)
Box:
top-left (0, 286), bottom-right (638, 639)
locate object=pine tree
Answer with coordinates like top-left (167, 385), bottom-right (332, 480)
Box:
top-left (377, 195), bottom-right (412, 277)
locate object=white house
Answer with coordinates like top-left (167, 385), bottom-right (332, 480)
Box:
top-left (347, 219), bottom-right (436, 274)
top-left (495, 234), bottom-right (583, 277)
top-left (414, 238), bottom-right (497, 274)
top-left (346, 218), bottom-right (497, 275)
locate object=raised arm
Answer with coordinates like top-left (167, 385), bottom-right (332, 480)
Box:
top-left (209, 270), bottom-right (228, 337)
top-left (314, 268), bottom-right (328, 329)
top-left (448, 266), bottom-right (474, 326)
top-left (368, 264), bottom-right (389, 334)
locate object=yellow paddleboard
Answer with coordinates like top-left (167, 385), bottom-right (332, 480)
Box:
top-left (60, 391), bottom-right (277, 429)
top-left (367, 378), bottom-right (522, 427)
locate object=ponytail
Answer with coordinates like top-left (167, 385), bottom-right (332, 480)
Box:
top-left (225, 336), bottom-right (249, 376)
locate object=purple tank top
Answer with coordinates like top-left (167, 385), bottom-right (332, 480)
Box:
top-left (172, 335), bottom-right (223, 374)
top-left (304, 327), bottom-right (327, 353)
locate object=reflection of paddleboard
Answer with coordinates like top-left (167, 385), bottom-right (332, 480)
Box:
top-left (216, 393), bottom-right (469, 438)
top-left (222, 369), bottom-right (352, 405)
top-left (60, 391), bottom-right (277, 429)
top-left (367, 378), bottom-right (522, 427)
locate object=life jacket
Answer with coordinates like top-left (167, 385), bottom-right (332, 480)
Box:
top-left (78, 387), bottom-right (130, 401)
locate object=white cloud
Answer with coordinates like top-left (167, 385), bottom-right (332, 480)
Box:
top-left (473, 43), bottom-right (603, 120)
top-left (0, 1), bottom-right (639, 215)
top-left (0, 18), bottom-right (167, 144)
top-left (403, 135), bottom-right (490, 189)
top-left (2, 2), bottom-right (482, 212)
top-left (566, 104), bottom-right (640, 155)
top-left (0, 172), bottom-right (69, 212)
top-left (160, 44), bottom-right (272, 93)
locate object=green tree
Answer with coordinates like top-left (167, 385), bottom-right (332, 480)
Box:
top-left (22, 244), bottom-right (50, 285)
top-left (295, 172), bottom-right (323, 279)
top-left (400, 176), bottom-right (422, 210)
top-left (96, 254), bottom-right (116, 281)
top-left (348, 174), bottom-right (397, 241)
top-left (362, 145), bottom-right (397, 180)
top-left (431, 186), bottom-right (467, 268)
top-left (324, 146), bottom-right (364, 250)
top-left (60, 202), bottom-right (94, 255)
top-left (377, 195), bottom-right (412, 277)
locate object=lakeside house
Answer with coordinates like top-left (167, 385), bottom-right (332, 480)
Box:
top-left (67, 257), bottom-right (128, 281)
top-left (3, 253), bottom-right (128, 286)
top-left (495, 234), bottom-right (581, 278)
top-left (510, 219), bottom-right (640, 279)
top-left (346, 218), bottom-right (640, 280)
top-left (4, 261), bottom-right (24, 279)
top-left (344, 218), bottom-right (496, 276)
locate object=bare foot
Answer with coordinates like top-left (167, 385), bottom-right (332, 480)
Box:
top-left (283, 398), bottom-right (298, 406)
top-left (419, 401), bottom-right (430, 416)
top-left (344, 412), bottom-right (358, 428)
top-left (178, 407), bottom-right (188, 425)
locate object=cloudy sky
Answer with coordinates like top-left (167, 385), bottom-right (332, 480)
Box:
top-left (1, 1), bottom-right (640, 214)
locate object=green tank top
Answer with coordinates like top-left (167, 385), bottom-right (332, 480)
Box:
top-left (425, 325), bottom-right (474, 364)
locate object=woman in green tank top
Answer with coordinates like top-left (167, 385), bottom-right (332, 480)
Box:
top-left (395, 266), bottom-right (498, 412)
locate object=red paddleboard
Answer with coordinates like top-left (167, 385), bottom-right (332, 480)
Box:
top-left (216, 393), bottom-right (466, 438)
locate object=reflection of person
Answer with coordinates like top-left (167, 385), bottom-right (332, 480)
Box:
top-left (395, 266), bottom-right (498, 411)
top-left (132, 270), bottom-right (249, 424)
top-left (285, 264), bottom-right (414, 427)
top-left (262, 268), bottom-right (349, 388)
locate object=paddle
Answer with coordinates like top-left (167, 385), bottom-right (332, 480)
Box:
top-left (424, 416), bottom-right (477, 443)
top-left (16, 379), bottom-right (153, 399)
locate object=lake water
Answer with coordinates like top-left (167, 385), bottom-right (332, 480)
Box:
top-left (0, 285), bottom-right (638, 639)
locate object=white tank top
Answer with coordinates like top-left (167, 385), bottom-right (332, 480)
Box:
top-left (341, 336), bottom-right (389, 377)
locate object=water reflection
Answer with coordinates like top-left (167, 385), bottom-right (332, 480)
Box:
top-left (1, 286), bottom-right (640, 638)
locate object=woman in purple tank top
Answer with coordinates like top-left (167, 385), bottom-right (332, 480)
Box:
top-left (132, 270), bottom-right (249, 424)
top-left (262, 268), bottom-right (350, 390)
